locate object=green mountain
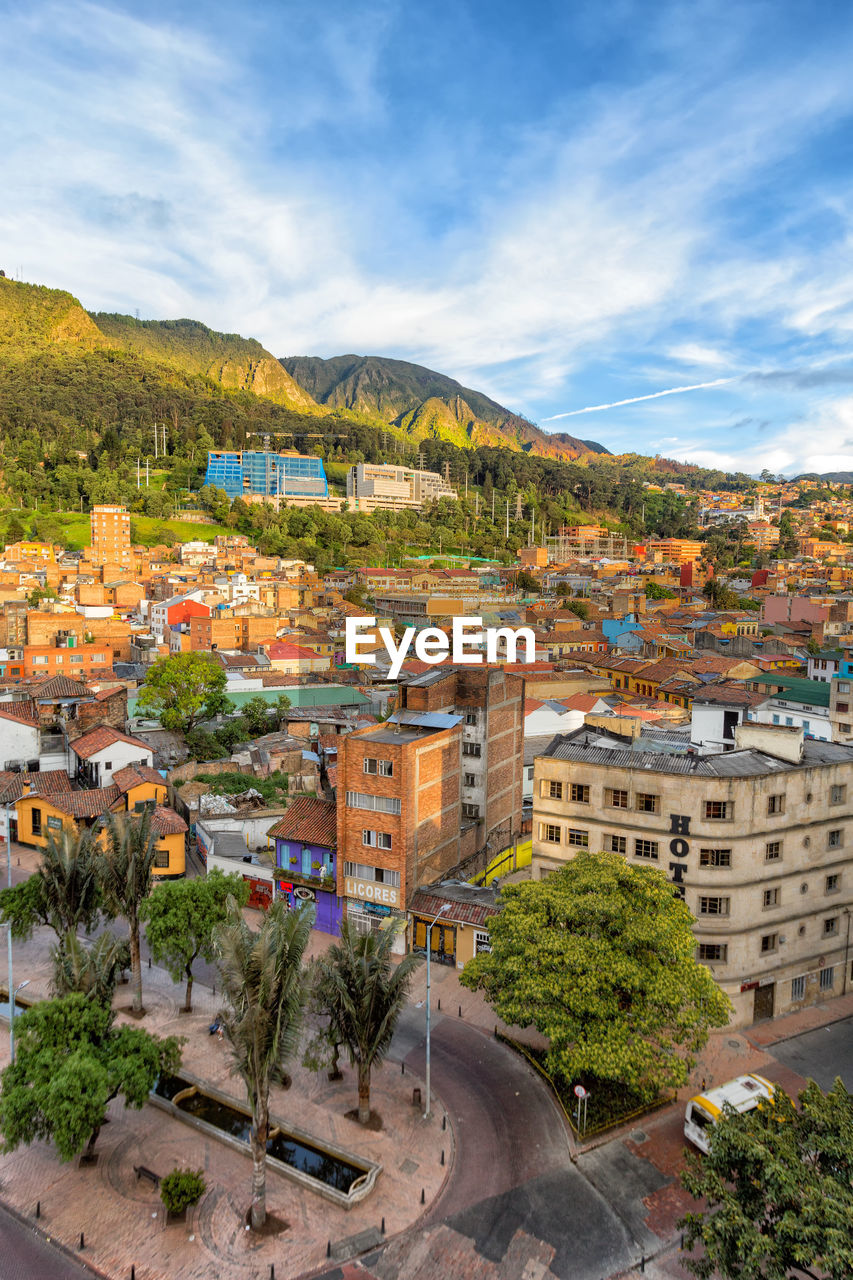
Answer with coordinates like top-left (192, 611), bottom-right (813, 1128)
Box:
top-left (280, 354), bottom-right (608, 460)
top-left (93, 314), bottom-right (318, 411)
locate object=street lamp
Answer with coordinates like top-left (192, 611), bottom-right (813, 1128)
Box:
top-left (10, 981), bottom-right (30, 1063)
top-left (423, 903), bottom-right (450, 1121)
top-left (3, 802), bottom-right (13, 1065)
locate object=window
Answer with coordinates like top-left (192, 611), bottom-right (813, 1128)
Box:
top-left (474, 930), bottom-right (491, 954)
top-left (791, 975), bottom-right (806, 1001)
top-left (31, 656), bottom-right (48, 666)
top-left (763, 887), bottom-right (779, 908)
top-left (570, 783), bottom-right (590, 803)
top-left (698, 943), bottom-right (728, 962)
top-left (841, 724), bottom-right (852, 734)
top-left (343, 861), bottom-right (400, 887)
top-left (363, 757), bottom-right (393, 777)
top-left (567, 829), bottom-right (589, 847)
top-left (31, 807), bottom-right (42, 835)
top-left (464, 773), bottom-right (477, 787)
top-left (605, 834), bottom-right (627, 854)
top-left (760, 933), bottom-right (777, 953)
top-left (636, 793), bottom-right (659, 814)
top-left (462, 803), bottom-right (481, 820)
top-left (542, 823), bottom-right (561, 844)
top-left (830, 784), bottom-right (847, 805)
top-left (69, 655), bottom-right (84, 664)
top-left (606, 788), bottom-right (629, 809)
top-left (765, 841), bottom-right (782, 862)
top-left (462, 742), bottom-right (481, 758)
top-left (704, 800), bottom-right (732, 821)
top-left (362, 829), bottom-right (392, 850)
top-left (828, 829), bottom-right (843, 849)
top-left (826, 874), bottom-right (840, 893)
top-left (819, 966), bottom-right (835, 992)
top-left (464, 710), bottom-right (478, 725)
top-left (634, 839), bottom-right (659, 861)
top-left (767, 794), bottom-right (785, 815)
top-left (699, 896), bottom-right (730, 916)
top-left (699, 848), bottom-right (732, 868)
top-left (346, 791), bottom-right (401, 815)
top-left (835, 702), bottom-right (849, 714)
top-left (839, 681), bottom-right (851, 693)
top-left (154, 848), bottom-right (170, 869)
top-left (547, 780), bottom-right (563, 800)
top-left (823, 917), bottom-right (839, 937)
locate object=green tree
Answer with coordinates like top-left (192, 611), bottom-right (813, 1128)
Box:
top-left (160, 1168), bottom-right (206, 1216)
top-left (240, 695), bottom-right (276, 738)
top-left (0, 994), bottom-right (182, 1162)
top-left (515, 568), bottom-right (540, 595)
top-left (680, 1077), bottom-right (853, 1280)
top-left (566, 599), bottom-right (589, 619)
top-left (777, 509), bottom-right (798, 556)
top-left (141, 869), bottom-right (250, 1011)
top-left (214, 897), bottom-right (313, 1229)
top-left (461, 852), bottom-right (731, 1102)
top-left (98, 812), bottom-right (158, 1015)
top-left (0, 829), bottom-right (104, 954)
top-left (136, 652), bottom-right (231, 736)
top-left (807, 637), bottom-right (821, 657)
top-left (5, 512), bottom-right (25, 543)
top-left (645, 580), bottom-right (677, 600)
top-left (305, 920), bottom-right (421, 1124)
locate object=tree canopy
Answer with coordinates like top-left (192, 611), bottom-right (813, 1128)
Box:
top-left (461, 852), bottom-right (731, 1101)
top-left (141, 868), bottom-right (249, 1011)
top-left (681, 1077), bottom-right (853, 1280)
top-left (0, 994), bottom-right (182, 1162)
top-left (136, 652), bottom-right (231, 735)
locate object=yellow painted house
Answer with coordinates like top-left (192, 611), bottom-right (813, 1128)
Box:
top-left (13, 763), bottom-right (186, 878)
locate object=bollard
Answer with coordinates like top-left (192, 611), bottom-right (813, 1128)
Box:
top-left (412, 1087), bottom-right (422, 1107)
top-left (401, 1061), bottom-right (405, 1074)
top-left (458, 1005), bottom-right (462, 1017)
top-left (440, 1150), bottom-right (445, 1166)
top-left (640, 1257), bottom-right (645, 1274)
top-left (35, 1201), bottom-right (40, 1219)
top-left (380, 1217), bottom-right (385, 1235)
top-left (442, 1115), bottom-right (446, 1131)
top-left (437, 998), bottom-right (440, 1011)
top-left (420, 1188), bottom-right (425, 1205)
top-left (80, 1232), bottom-right (85, 1251)
top-left (132, 1268), bottom-right (136, 1280)
top-left (270, 1266), bottom-right (275, 1280)
top-left (327, 1241), bottom-right (331, 1257)
top-left (148, 957), bottom-right (151, 969)
top-left (680, 1233), bottom-right (684, 1250)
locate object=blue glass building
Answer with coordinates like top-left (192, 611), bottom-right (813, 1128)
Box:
top-left (203, 451), bottom-right (328, 501)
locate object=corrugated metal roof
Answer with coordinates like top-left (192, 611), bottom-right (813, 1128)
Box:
top-left (388, 710), bottom-right (463, 730)
top-left (540, 733), bottom-right (853, 776)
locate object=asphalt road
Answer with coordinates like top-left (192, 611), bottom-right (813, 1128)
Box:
top-left (0, 1203), bottom-right (93, 1280)
top-left (770, 1014), bottom-right (853, 1091)
top-left (355, 1009), bottom-right (663, 1280)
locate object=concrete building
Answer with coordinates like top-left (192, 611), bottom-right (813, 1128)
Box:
top-left (204, 450), bottom-right (329, 505)
top-left (90, 505), bottom-right (131, 564)
top-left (346, 463), bottom-right (457, 513)
top-left (531, 721), bottom-right (853, 1026)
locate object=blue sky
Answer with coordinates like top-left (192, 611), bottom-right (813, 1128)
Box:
top-left (4, 0), bottom-right (853, 475)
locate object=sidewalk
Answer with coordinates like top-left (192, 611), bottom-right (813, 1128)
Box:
top-left (0, 919), bottom-right (453, 1280)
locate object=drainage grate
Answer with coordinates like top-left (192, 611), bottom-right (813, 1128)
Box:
top-left (330, 1227), bottom-right (384, 1262)
top-left (630, 1130), bottom-right (648, 1144)
top-left (399, 1157), bottom-right (419, 1175)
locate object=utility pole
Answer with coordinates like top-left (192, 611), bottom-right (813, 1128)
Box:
top-left (505, 498), bottom-right (509, 541)
top-left (146, 458), bottom-right (150, 487)
top-left (137, 458), bottom-right (140, 489)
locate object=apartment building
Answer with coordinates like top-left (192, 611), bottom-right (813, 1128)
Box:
top-left (336, 665), bottom-right (524, 960)
top-left (346, 463), bottom-right (457, 513)
top-left (532, 721), bottom-right (853, 1026)
top-left (188, 612), bottom-right (280, 652)
top-left (90, 505), bottom-right (131, 564)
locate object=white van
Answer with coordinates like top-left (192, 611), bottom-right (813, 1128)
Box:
top-left (684, 1073), bottom-right (777, 1154)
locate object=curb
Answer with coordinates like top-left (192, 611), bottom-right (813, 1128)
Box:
top-left (0, 1196), bottom-right (112, 1279)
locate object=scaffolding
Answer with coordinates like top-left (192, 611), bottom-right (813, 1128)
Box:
top-left (544, 533), bottom-right (630, 562)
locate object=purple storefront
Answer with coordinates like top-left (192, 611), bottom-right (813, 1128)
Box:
top-left (267, 795), bottom-right (342, 936)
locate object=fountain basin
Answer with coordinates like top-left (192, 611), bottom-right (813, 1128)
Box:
top-left (151, 1070), bottom-right (381, 1208)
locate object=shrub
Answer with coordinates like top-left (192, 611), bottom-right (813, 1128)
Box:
top-left (160, 1168), bottom-right (206, 1216)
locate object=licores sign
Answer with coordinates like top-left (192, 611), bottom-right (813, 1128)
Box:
top-left (344, 875), bottom-right (400, 907)
top-left (344, 615), bottom-right (536, 680)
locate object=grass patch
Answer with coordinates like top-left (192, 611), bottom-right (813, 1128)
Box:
top-left (185, 771), bottom-right (291, 805)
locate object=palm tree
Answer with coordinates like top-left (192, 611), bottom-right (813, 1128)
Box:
top-left (39, 827), bottom-right (104, 953)
top-left (98, 811), bottom-right (158, 1015)
top-left (214, 897), bottom-right (313, 1230)
top-left (50, 930), bottom-right (130, 1005)
top-left (310, 921), bottom-right (421, 1125)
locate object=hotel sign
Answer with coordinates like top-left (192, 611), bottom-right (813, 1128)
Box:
top-left (344, 876), bottom-right (400, 908)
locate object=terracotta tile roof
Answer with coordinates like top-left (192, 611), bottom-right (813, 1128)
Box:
top-left (112, 764), bottom-right (166, 793)
top-left (93, 686), bottom-right (126, 701)
top-left (30, 675), bottom-right (92, 699)
top-left (0, 705), bottom-right (39, 727)
top-left (0, 769), bottom-right (74, 803)
top-left (69, 726), bottom-right (152, 760)
top-left (410, 888), bottom-right (498, 928)
top-left (150, 805), bottom-right (187, 836)
top-left (266, 795), bottom-right (337, 848)
top-left (22, 785), bottom-right (123, 818)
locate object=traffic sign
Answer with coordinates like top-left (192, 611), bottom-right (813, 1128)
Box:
top-left (574, 1084), bottom-right (587, 1098)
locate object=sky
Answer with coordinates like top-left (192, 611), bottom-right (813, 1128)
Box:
top-left (3, 0), bottom-right (853, 476)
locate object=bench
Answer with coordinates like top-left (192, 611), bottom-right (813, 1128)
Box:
top-left (134, 1165), bottom-right (160, 1187)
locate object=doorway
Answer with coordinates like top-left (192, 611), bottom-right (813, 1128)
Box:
top-left (753, 982), bottom-right (775, 1022)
